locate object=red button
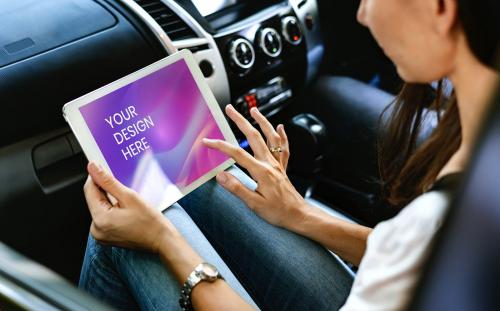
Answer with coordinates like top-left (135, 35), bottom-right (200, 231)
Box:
top-left (244, 94), bottom-right (258, 111)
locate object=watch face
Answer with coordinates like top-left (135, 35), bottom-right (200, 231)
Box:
top-left (201, 263), bottom-right (219, 279)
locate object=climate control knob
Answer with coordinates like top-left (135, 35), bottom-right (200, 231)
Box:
top-left (229, 38), bottom-right (255, 72)
top-left (258, 28), bottom-right (282, 58)
top-left (281, 16), bottom-right (303, 45)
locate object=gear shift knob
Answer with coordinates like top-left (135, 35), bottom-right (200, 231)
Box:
top-left (287, 114), bottom-right (329, 176)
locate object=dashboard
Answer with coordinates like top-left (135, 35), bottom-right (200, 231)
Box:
top-left (126, 0), bottom-right (324, 118)
top-left (0, 0), bottom-right (323, 204)
top-left (0, 0), bottom-right (323, 202)
top-left (0, 0), bottom-right (323, 148)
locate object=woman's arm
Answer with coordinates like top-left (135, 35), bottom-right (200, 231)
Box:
top-left (84, 163), bottom-right (254, 311)
top-left (204, 105), bottom-right (371, 266)
top-left (289, 206), bottom-right (372, 266)
top-left (157, 231), bottom-right (253, 311)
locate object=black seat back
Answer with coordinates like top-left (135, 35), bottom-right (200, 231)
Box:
top-left (411, 80), bottom-right (500, 311)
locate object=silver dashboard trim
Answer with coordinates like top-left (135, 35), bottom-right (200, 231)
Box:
top-left (118, 0), bottom-right (177, 54)
top-left (281, 16), bottom-right (303, 45)
top-left (289, 0), bottom-right (324, 83)
top-left (269, 89), bottom-right (292, 105)
top-left (229, 38), bottom-right (256, 70)
top-left (214, 3), bottom-right (291, 38)
top-left (173, 38), bottom-right (210, 50)
top-left (259, 28), bottom-right (283, 58)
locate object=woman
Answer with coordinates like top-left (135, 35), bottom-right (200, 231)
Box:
top-left (79, 0), bottom-right (499, 310)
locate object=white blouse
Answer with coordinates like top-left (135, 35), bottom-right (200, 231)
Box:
top-left (340, 190), bottom-right (451, 311)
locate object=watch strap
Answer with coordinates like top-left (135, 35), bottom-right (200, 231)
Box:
top-left (179, 264), bottom-right (223, 311)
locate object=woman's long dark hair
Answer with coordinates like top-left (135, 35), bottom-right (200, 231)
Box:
top-left (379, 0), bottom-right (499, 207)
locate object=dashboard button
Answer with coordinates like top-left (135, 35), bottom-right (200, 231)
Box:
top-left (282, 16), bottom-right (303, 45)
top-left (199, 60), bottom-right (214, 77)
top-left (258, 28), bottom-right (282, 58)
top-left (229, 38), bottom-right (255, 72)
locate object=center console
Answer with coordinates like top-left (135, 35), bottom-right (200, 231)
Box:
top-left (125, 0), bottom-right (322, 113)
top-left (183, 0), bottom-right (311, 119)
top-left (212, 4), bottom-right (308, 118)
top-left (120, 0), bottom-right (323, 148)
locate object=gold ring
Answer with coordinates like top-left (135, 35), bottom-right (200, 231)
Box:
top-left (269, 146), bottom-right (283, 154)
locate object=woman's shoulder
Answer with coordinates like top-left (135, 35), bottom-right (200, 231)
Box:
top-left (364, 190), bottom-right (451, 261)
top-left (376, 172), bottom-right (462, 236)
top-left (341, 190), bottom-right (454, 311)
top-left (393, 190), bottom-right (451, 229)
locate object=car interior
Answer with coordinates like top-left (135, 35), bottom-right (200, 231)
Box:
top-left (0, 0), bottom-right (498, 310)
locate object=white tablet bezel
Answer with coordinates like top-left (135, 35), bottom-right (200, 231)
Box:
top-left (63, 49), bottom-right (237, 211)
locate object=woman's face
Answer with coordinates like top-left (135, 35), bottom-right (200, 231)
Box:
top-left (357, 0), bottom-right (458, 83)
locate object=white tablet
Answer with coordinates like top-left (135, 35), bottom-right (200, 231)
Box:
top-left (63, 50), bottom-right (237, 211)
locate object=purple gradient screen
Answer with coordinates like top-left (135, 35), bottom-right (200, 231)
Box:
top-left (80, 59), bottom-right (229, 207)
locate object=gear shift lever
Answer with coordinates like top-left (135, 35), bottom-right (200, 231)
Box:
top-left (287, 114), bottom-right (329, 176)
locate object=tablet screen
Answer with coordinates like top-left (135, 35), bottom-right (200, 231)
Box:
top-left (79, 58), bottom-right (230, 208)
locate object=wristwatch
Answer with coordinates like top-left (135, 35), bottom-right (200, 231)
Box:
top-left (179, 263), bottom-right (224, 311)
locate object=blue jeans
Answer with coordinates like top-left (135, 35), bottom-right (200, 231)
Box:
top-left (79, 167), bottom-right (353, 310)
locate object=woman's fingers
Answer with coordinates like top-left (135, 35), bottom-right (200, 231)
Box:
top-left (203, 139), bottom-right (262, 176)
top-left (249, 108), bottom-right (289, 168)
top-left (277, 124), bottom-right (290, 170)
top-left (83, 176), bottom-right (112, 217)
top-left (250, 108), bottom-right (281, 150)
top-left (216, 171), bottom-right (263, 209)
top-left (225, 105), bottom-right (269, 158)
top-left (87, 163), bottom-right (130, 202)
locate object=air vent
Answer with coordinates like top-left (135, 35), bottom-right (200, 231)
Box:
top-left (134, 0), bottom-right (197, 41)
